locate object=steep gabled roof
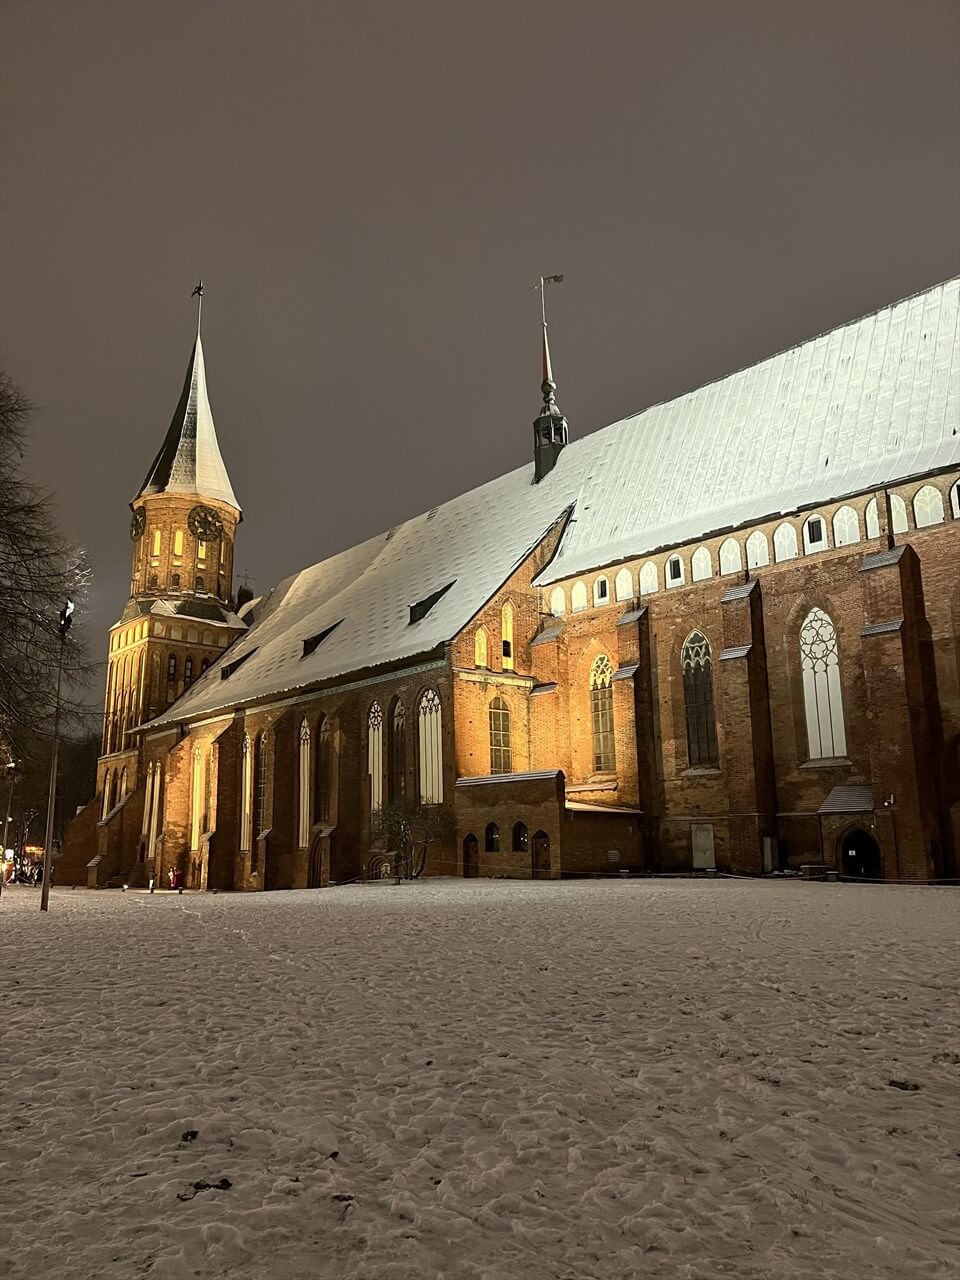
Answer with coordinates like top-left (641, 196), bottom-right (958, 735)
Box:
top-left (143, 277), bottom-right (959, 731)
top-left (136, 333), bottom-right (240, 511)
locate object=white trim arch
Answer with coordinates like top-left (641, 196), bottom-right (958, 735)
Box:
top-left (571, 581), bottom-right (588, 612)
top-left (691, 546), bottom-right (712, 582)
top-left (774, 522), bottom-right (798, 562)
top-left (719, 538), bottom-right (742, 575)
top-left (549, 586), bottom-right (566, 616)
top-left (614, 568), bottom-right (633, 602)
top-left (832, 506), bottom-right (860, 547)
top-left (913, 484), bottom-right (945, 528)
top-left (746, 529), bottom-right (769, 569)
top-left (802, 514), bottom-right (828, 554)
top-left (639, 562), bottom-right (658, 595)
top-left (666, 555), bottom-right (684, 588)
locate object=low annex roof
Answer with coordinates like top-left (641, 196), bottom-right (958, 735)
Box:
top-left (143, 278), bottom-right (959, 731)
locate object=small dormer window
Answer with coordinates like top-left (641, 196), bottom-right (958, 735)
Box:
top-left (409, 581), bottom-right (455, 624)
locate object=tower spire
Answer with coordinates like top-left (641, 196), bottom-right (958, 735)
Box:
top-left (533, 274), bottom-right (568, 483)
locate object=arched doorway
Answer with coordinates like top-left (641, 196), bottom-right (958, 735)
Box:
top-left (462, 833), bottom-right (479, 878)
top-left (532, 830), bottom-right (550, 879)
top-left (839, 827), bottom-right (882, 880)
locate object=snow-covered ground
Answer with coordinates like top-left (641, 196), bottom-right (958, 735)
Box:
top-left (1, 878), bottom-right (957, 1280)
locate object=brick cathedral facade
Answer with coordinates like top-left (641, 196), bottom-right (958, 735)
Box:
top-left (59, 281), bottom-right (960, 888)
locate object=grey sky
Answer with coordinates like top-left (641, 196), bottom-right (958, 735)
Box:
top-left (2, 0), bottom-right (958, 708)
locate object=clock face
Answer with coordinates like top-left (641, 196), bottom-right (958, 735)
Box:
top-left (188, 505), bottom-right (223, 540)
top-left (129, 509), bottom-right (146, 541)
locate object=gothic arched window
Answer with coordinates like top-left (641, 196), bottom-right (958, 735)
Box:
top-left (253, 732), bottom-right (269, 842)
top-left (389, 699), bottom-right (406, 803)
top-left (719, 538), bottom-right (742, 575)
top-left (190, 747), bottom-right (203, 851)
top-left (549, 586), bottom-right (566, 616)
top-left (474, 627), bottom-right (488, 668)
top-left (297, 719), bottom-right (311, 849)
top-left (489, 696), bottom-right (512, 774)
top-left (800, 608), bottom-right (847, 760)
top-left (485, 822), bottom-right (500, 852)
top-left (950, 481), bottom-right (960, 518)
top-left (512, 821), bottom-right (528, 852)
top-left (368, 702), bottom-right (383, 814)
top-left (639, 562), bottom-right (658, 595)
top-left (184, 657), bottom-right (194, 688)
top-left (589, 655), bottom-right (616, 773)
top-left (913, 484), bottom-right (945, 528)
top-left (681, 632), bottom-right (719, 768)
top-left (832, 506), bottom-right (861, 547)
top-left (746, 530), bottom-right (769, 569)
top-left (315, 716), bottom-right (331, 822)
top-left (615, 568), bottom-right (633, 601)
top-left (418, 689), bottom-right (443, 804)
top-left (773, 522), bottom-right (798, 562)
top-left (691, 547), bottom-right (712, 582)
top-left (571, 581), bottom-right (588, 612)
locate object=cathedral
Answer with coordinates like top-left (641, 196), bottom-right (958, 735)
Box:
top-left (59, 278), bottom-right (960, 889)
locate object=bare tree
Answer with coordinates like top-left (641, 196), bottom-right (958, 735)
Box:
top-left (370, 799), bottom-right (453, 881)
top-left (0, 372), bottom-right (96, 770)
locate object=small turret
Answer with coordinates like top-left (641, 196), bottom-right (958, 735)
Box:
top-left (533, 275), bottom-right (568, 483)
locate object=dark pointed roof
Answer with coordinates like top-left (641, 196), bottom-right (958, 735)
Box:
top-left (135, 332), bottom-right (239, 511)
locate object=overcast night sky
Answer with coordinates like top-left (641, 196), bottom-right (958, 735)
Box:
top-left (2, 0), bottom-right (958, 706)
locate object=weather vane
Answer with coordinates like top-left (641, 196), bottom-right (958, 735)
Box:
top-left (537, 273), bottom-right (564, 327)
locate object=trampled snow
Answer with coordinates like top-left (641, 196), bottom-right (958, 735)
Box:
top-left (1, 879), bottom-right (957, 1279)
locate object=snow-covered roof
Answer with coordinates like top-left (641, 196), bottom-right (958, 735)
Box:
top-left (136, 332), bottom-right (240, 511)
top-left (143, 278), bottom-right (959, 731)
top-left (537, 276), bottom-right (959, 584)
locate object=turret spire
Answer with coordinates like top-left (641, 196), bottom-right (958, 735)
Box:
top-left (533, 274), bottom-right (568, 483)
top-left (135, 290), bottom-right (240, 511)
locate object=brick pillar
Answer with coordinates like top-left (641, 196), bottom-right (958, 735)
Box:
top-left (716, 580), bottom-right (777, 874)
top-left (858, 545), bottom-right (940, 881)
top-left (615, 605), bottom-right (662, 865)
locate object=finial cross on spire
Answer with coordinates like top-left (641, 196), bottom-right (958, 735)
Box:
top-left (536, 273), bottom-right (564, 393)
top-left (191, 279), bottom-right (204, 332)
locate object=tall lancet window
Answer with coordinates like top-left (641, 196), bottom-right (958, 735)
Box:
top-left (589, 655), bottom-right (616, 773)
top-left (252, 732), bottom-right (269, 870)
top-left (315, 716), bottom-right (331, 822)
top-left (474, 627), bottom-right (488, 668)
top-left (368, 702), bottom-right (384, 815)
top-left (681, 633), bottom-right (719, 768)
top-left (297, 719), bottom-right (311, 849)
top-left (501, 602), bottom-right (515, 671)
top-left (489, 697), bottom-right (512, 774)
top-left (800, 608), bottom-right (847, 760)
top-left (240, 734), bottom-right (254, 852)
top-left (190, 746), bottom-right (203, 851)
top-left (418, 688), bottom-right (443, 804)
top-left (389, 699), bottom-right (406, 803)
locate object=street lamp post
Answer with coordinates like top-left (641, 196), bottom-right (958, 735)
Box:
top-left (40, 601), bottom-right (74, 913)
top-left (1, 759), bottom-right (19, 897)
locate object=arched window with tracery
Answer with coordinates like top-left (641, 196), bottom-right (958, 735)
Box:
top-left (474, 627), bottom-right (488, 668)
top-left (913, 484), bottom-right (945, 528)
top-left (746, 530), bottom-right (769, 569)
top-left (489, 697), bottom-right (512, 774)
top-left (800, 608), bottom-right (847, 760)
top-left (512, 821), bottom-right (528, 852)
top-left (832, 506), bottom-right (860, 547)
top-left (389, 699), bottom-right (406, 803)
top-left (639, 562), bottom-right (658, 595)
top-left (368, 702), bottom-right (383, 815)
top-left (691, 547), bottom-right (712, 582)
top-left (719, 538), bottom-right (742, 575)
top-left (549, 586), bottom-right (566, 616)
top-left (571, 581), bottom-right (588, 611)
top-left (615, 568), bottom-right (633, 601)
top-left (297, 720), bottom-right (311, 849)
top-left (681, 632), bottom-right (719, 768)
top-left (418, 689), bottom-right (443, 804)
top-left (253, 732), bottom-right (269, 843)
top-left (501, 602), bottom-right (514, 670)
top-left (485, 822), bottom-right (500, 852)
top-left (315, 716), bottom-right (331, 822)
top-left (773, 522), bottom-right (799, 562)
top-left (589, 655), bottom-right (616, 773)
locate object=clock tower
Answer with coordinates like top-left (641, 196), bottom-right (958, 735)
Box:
top-left (97, 303), bottom-right (245, 811)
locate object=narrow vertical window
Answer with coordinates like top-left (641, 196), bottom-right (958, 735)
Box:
top-left (197, 539), bottom-right (207, 561)
top-left (474, 627), bottom-right (488, 668)
top-left (485, 822), bottom-right (500, 852)
top-left (190, 746), bottom-right (203, 850)
top-left (315, 716), bottom-right (331, 822)
top-left (832, 506), bottom-right (860, 547)
top-left (298, 719), bottom-right (311, 849)
top-left (240, 734), bottom-right (253, 852)
top-left (865, 497), bottom-right (880, 539)
top-left (800, 608), bottom-right (847, 760)
top-left (152, 530), bottom-right (161, 557)
top-left (141, 762), bottom-right (155, 838)
top-left (167, 654), bottom-right (177, 682)
top-left (184, 657), bottom-right (194, 688)
top-left (593, 577), bottom-right (609, 606)
top-left (589, 655), bottom-right (616, 773)
top-left (501, 602), bottom-right (514, 671)
top-left (681, 632), bottom-right (719, 768)
top-left (389, 699), bottom-right (406, 803)
top-left (147, 766), bottom-right (162, 865)
top-left (666, 555), bottom-right (684, 586)
top-left (253, 732), bottom-right (269, 848)
top-left (418, 689), bottom-right (443, 804)
top-left (512, 822), bottom-right (528, 852)
top-left (639, 562), bottom-right (658, 595)
top-left (173, 530), bottom-right (184, 557)
top-left (691, 547), bottom-right (712, 581)
top-left (368, 702), bottom-right (383, 815)
top-left (489, 697), bottom-right (512, 774)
